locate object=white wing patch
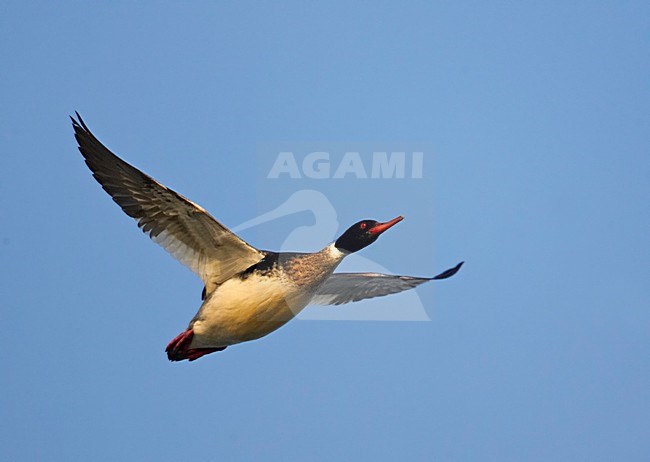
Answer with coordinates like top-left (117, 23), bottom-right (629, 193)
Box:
top-left (72, 113), bottom-right (264, 298)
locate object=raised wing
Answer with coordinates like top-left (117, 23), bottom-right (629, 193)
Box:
top-left (71, 113), bottom-right (264, 297)
top-left (310, 261), bottom-right (463, 306)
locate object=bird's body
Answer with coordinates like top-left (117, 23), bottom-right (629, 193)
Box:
top-left (190, 245), bottom-right (345, 348)
top-left (71, 113), bottom-right (463, 362)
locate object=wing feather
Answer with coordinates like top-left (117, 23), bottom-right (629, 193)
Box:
top-left (310, 262), bottom-right (463, 306)
top-left (71, 113), bottom-right (264, 296)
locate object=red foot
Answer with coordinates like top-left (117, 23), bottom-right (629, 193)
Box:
top-left (185, 347), bottom-right (225, 361)
top-left (165, 329), bottom-right (227, 362)
top-left (165, 329), bottom-right (194, 361)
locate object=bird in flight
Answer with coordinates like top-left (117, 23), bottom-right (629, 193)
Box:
top-left (71, 114), bottom-right (463, 362)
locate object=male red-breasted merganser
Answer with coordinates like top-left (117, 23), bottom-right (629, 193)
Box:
top-left (71, 114), bottom-right (463, 362)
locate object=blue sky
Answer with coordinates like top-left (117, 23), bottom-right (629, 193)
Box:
top-left (1, 2), bottom-right (649, 460)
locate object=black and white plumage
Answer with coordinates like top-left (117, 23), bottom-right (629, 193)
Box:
top-left (72, 113), bottom-right (463, 362)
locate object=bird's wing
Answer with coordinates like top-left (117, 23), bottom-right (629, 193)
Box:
top-left (310, 262), bottom-right (463, 306)
top-left (72, 113), bottom-right (264, 296)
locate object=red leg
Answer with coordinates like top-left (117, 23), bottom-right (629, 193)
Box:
top-left (165, 329), bottom-right (194, 361)
top-left (165, 329), bottom-right (227, 362)
top-left (185, 347), bottom-right (226, 361)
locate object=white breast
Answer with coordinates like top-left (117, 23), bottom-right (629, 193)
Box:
top-left (189, 273), bottom-right (313, 348)
top-left (188, 244), bottom-right (347, 348)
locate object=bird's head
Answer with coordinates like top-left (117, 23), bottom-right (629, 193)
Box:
top-left (334, 216), bottom-right (404, 254)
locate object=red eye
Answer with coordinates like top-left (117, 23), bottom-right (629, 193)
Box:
top-left (360, 223), bottom-right (367, 229)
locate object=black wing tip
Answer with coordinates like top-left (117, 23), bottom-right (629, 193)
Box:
top-left (70, 111), bottom-right (88, 131)
top-left (432, 261), bottom-right (464, 280)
